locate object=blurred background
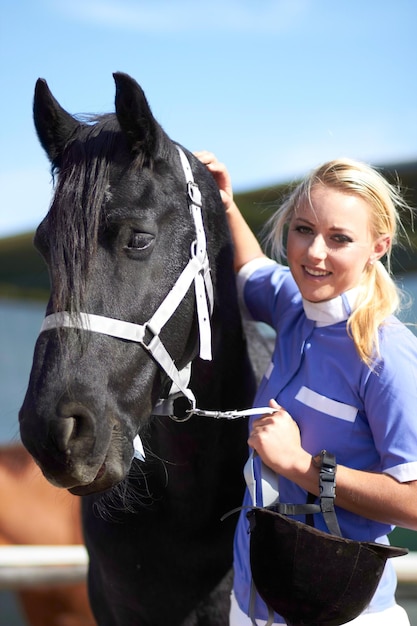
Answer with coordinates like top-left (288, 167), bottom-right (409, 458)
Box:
top-left (1, 1), bottom-right (416, 624)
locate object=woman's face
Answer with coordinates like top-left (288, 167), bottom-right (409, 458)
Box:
top-left (286, 185), bottom-right (390, 303)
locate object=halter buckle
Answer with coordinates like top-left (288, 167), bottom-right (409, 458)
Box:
top-left (187, 181), bottom-right (202, 207)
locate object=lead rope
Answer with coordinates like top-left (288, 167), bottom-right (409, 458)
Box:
top-left (248, 450), bottom-right (277, 626)
top-left (249, 582), bottom-right (275, 626)
top-left (176, 151), bottom-right (274, 626)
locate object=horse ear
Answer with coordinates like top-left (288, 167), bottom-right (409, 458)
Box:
top-left (33, 78), bottom-right (79, 167)
top-left (113, 72), bottom-right (161, 158)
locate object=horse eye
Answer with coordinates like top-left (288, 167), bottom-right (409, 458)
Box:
top-left (126, 232), bottom-right (154, 251)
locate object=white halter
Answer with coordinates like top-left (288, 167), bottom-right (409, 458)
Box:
top-left (41, 146), bottom-right (212, 399)
top-left (39, 146), bottom-right (272, 461)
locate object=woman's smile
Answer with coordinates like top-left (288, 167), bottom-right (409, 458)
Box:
top-left (303, 265), bottom-right (331, 278)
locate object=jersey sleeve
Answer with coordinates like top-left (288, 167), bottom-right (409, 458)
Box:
top-left (236, 258), bottom-right (299, 327)
top-left (364, 319), bottom-right (417, 482)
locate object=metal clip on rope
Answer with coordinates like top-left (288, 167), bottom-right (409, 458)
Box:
top-left (187, 406), bottom-right (278, 420)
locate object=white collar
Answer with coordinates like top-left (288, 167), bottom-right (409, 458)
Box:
top-left (302, 287), bottom-right (359, 327)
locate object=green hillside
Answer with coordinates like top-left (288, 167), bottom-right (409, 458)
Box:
top-left (0, 231), bottom-right (49, 300)
top-left (1, 160), bottom-right (416, 300)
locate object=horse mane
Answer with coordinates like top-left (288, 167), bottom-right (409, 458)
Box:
top-left (43, 114), bottom-right (153, 313)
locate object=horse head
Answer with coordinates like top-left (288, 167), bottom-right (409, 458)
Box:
top-left (19, 73), bottom-right (241, 496)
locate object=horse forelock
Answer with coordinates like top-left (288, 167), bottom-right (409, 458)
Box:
top-left (47, 114), bottom-right (153, 313)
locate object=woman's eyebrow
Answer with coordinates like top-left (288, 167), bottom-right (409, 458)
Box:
top-left (292, 216), bottom-right (356, 236)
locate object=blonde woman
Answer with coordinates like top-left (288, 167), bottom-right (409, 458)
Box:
top-left (196, 152), bottom-right (417, 625)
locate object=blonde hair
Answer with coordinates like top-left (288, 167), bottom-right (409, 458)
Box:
top-left (265, 158), bottom-right (412, 367)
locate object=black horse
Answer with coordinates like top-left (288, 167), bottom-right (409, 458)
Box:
top-left (19, 73), bottom-right (256, 625)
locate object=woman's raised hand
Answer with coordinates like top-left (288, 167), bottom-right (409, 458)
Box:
top-left (195, 150), bottom-right (265, 272)
top-left (194, 150), bottom-right (234, 212)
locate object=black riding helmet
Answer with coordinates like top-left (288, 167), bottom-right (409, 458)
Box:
top-left (246, 451), bottom-right (408, 626)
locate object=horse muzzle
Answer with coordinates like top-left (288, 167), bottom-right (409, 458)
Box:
top-left (19, 394), bottom-right (134, 493)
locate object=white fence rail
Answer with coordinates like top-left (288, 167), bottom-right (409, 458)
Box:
top-left (395, 552), bottom-right (417, 584)
top-left (0, 545), bottom-right (417, 589)
top-left (0, 545), bottom-right (88, 589)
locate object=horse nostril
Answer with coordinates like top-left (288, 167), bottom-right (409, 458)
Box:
top-left (49, 417), bottom-right (77, 452)
top-left (50, 404), bottom-right (96, 454)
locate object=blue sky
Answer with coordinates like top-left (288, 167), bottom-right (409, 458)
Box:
top-left (1, 0), bottom-right (416, 237)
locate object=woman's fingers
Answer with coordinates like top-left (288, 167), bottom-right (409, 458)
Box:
top-left (194, 150), bottom-right (234, 210)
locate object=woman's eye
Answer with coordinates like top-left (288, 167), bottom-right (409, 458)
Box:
top-left (294, 225), bottom-right (312, 235)
top-left (332, 234), bottom-right (353, 244)
top-left (126, 232), bottom-right (154, 250)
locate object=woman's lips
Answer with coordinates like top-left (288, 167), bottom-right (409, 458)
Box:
top-left (303, 265), bottom-right (331, 277)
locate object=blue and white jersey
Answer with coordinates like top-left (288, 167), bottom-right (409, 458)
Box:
top-left (233, 258), bottom-right (417, 623)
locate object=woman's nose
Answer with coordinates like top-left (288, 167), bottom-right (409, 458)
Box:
top-left (307, 235), bottom-right (327, 260)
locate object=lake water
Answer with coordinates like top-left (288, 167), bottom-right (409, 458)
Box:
top-left (0, 298), bottom-right (45, 442)
top-left (2, 272), bottom-right (417, 444)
